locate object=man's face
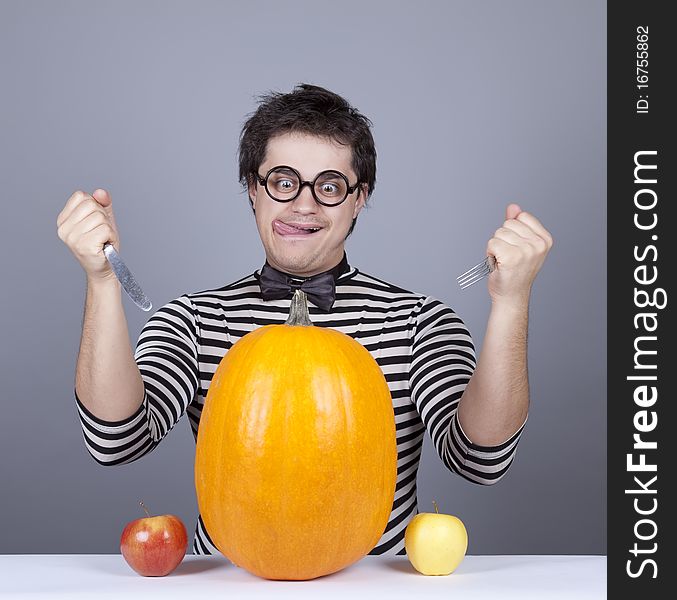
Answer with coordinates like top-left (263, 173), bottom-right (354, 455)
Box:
top-left (248, 132), bottom-right (366, 277)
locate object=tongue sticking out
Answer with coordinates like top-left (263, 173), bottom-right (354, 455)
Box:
top-left (274, 221), bottom-right (317, 236)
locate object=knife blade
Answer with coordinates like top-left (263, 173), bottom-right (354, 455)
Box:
top-left (103, 243), bottom-right (152, 311)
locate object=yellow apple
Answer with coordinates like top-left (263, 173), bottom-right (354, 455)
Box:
top-left (404, 500), bottom-right (468, 575)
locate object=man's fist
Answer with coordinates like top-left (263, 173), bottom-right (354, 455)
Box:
top-left (486, 203), bottom-right (554, 303)
top-left (57, 189), bottom-right (120, 281)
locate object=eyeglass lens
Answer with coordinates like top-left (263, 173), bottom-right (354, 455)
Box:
top-left (266, 167), bottom-right (348, 205)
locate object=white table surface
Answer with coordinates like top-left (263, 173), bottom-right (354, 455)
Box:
top-left (0, 554), bottom-right (606, 599)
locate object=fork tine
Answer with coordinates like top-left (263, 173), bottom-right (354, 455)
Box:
top-left (456, 257), bottom-right (490, 283)
top-left (456, 260), bottom-right (485, 281)
top-left (459, 274), bottom-right (488, 289)
top-left (458, 265), bottom-right (490, 288)
top-left (457, 255), bottom-right (497, 289)
top-left (457, 256), bottom-right (493, 289)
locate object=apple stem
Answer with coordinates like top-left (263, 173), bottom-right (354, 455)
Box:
top-left (432, 499), bottom-right (439, 514)
top-left (139, 501), bottom-right (151, 518)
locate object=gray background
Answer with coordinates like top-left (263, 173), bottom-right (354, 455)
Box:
top-left (0, 0), bottom-right (606, 554)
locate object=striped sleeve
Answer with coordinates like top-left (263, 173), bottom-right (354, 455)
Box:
top-left (409, 296), bottom-right (525, 485)
top-left (75, 295), bottom-right (200, 465)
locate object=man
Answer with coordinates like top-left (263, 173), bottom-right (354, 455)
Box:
top-left (57, 83), bottom-right (553, 555)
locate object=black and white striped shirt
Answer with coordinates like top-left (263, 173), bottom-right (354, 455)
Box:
top-left (75, 261), bottom-right (526, 556)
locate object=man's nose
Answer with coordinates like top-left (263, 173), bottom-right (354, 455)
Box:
top-left (292, 183), bottom-right (318, 211)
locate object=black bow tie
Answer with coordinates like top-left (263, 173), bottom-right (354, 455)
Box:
top-left (257, 255), bottom-right (349, 312)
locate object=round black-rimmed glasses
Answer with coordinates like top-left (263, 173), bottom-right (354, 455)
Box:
top-left (255, 165), bottom-right (361, 207)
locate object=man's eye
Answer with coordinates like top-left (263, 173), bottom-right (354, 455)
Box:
top-left (321, 183), bottom-right (339, 194)
top-left (274, 178), bottom-right (295, 191)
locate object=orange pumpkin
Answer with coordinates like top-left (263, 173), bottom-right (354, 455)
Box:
top-left (194, 289), bottom-right (397, 580)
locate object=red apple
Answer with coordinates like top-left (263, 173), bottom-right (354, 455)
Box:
top-left (120, 501), bottom-right (188, 576)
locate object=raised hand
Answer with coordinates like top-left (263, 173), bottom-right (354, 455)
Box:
top-left (486, 203), bottom-right (553, 304)
top-left (57, 189), bottom-right (120, 281)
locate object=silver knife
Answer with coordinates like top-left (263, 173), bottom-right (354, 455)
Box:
top-left (103, 243), bottom-right (152, 311)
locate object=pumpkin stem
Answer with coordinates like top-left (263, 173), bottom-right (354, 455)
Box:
top-left (432, 500), bottom-right (439, 514)
top-left (139, 500), bottom-right (151, 518)
top-left (286, 289), bottom-right (313, 326)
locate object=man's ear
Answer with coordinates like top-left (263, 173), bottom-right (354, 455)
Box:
top-left (247, 176), bottom-right (258, 211)
top-left (353, 184), bottom-right (368, 218)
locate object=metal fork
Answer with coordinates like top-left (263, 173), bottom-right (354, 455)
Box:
top-left (456, 255), bottom-right (497, 289)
